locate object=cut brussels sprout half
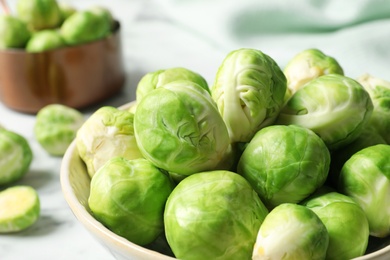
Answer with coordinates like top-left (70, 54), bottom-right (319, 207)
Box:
top-left (211, 48), bottom-right (287, 143)
top-left (0, 129), bottom-right (33, 186)
top-left (252, 203), bottom-right (328, 260)
top-left (302, 189), bottom-right (369, 260)
top-left (164, 170), bottom-right (269, 260)
top-left (237, 124), bottom-right (330, 209)
top-left (276, 74), bottom-right (373, 150)
top-left (136, 67), bottom-right (210, 102)
top-left (34, 104), bottom-right (84, 156)
top-left (283, 48), bottom-right (344, 94)
top-left (76, 106), bottom-right (143, 178)
top-left (338, 144), bottom-right (390, 238)
top-left (0, 186), bottom-right (40, 233)
top-left (89, 157), bottom-right (174, 246)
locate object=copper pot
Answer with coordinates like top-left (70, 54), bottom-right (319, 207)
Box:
top-left (0, 22), bottom-right (126, 114)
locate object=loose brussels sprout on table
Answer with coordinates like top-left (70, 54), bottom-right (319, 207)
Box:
top-left (164, 170), bottom-right (269, 260)
top-left (76, 106), bottom-right (143, 178)
top-left (252, 203), bottom-right (329, 260)
top-left (89, 157), bottom-right (174, 246)
top-left (134, 80), bottom-right (230, 177)
top-left (338, 144), bottom-right (390, 238)
top-left (34, 104), bottom-right (84, 156)
top-left (237, 124), bottom-right (330, 209)
top-left (211, 48), bottom-right (287, 143)
top-left (0, 186), bottom-right (40, 233)
top-left (276, 74), bottom-right (373, 150)
top-left (0, 128), bottom-right (33, 186)
top-left (302, 188), bottom-right (370, 260)
top-left (283, 48), bottom-right (344, 94)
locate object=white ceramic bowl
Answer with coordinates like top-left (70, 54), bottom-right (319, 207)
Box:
top-left (60, 103), bottom-right (390, 260)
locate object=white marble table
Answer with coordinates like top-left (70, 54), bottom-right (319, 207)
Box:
top-left (1, 0), bottom-right (390, 259)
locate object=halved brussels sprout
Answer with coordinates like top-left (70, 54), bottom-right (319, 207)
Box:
top-left (134, 80), bottom-right (230, 177)
top-left (136, 67), bottom-right (210, 102)
top-left (0, 129), bottom-right (33, 186)
top-left (89, 157), bottom-right (174, 245)
top-left (164, 170), bottom-right (269, 260)
top-left (34, 104), bottom-right (84, 156)
top-left (211, 48), bottom-right (287, 143)
top-left (283, 48), bottom-right (344, 94)
top-left (357, 73), bottom-right (390, 144)
top-left (276, 74), bottom-right (373, 150)
top-left (252, 203), bottom-right (328, 260)
top-left (237, 124), bottom-right (330, 209)
top-left (0, 186), bottom-right (40, 233)
top-left (76, 106), bottom-right (143, 178)
top-left (338, 144), bottom-right (390, 238)
top-left (302, 188), bottom-right (369, 260)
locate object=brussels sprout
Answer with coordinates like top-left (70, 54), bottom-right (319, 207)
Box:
top-left (60, 10), bottom-right (111, 45)
top-left (338, 144), bottom-right (390, 238)
top-left (211, 48), bottom-right (287, 143)
top-left (136, 67), bottom-right (210, 102)
top-left (164, 170), bottom-right (269, 260)
top-left (134, 80), bottom-right (230, 177)
top-left (252, 203), bottom-right (328, 260)
top-left (237, 125), bottom-right (330, 209)
top-left (76, 106), bottom-right (143, 178)
top-left (16, 0), bottom-right (62, 30)
top-left (26, 29), bottom-right (65, 52)
top-left (0, 186), bottom-right (40, 233)
top-left (276, 74), bottom-right (373, 150)
top-left (89, 6), bottom-right (114, 30)
top-left (0, 15), bottom-right (31, 49)
top-left (302, 189), bottom-right (369, 260)
top-left (89, 157), bottom-right (173, 246)
top-left (283, 49), bottom-right (344, 93)
top-left (357, 73), bottom-right (390, 144)
top-left (0, 129), bottom-right (33, 186)
top-left (34, 104), bottom-right (84, 156)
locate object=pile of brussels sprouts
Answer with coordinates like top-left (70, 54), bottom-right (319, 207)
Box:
top-left (76, 48), bottom-right (390, 260)
top-left (0, 0), bottom-right (115, 52)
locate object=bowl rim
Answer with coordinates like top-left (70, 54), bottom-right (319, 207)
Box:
top-left (60, 102), bottom-right (390, 260)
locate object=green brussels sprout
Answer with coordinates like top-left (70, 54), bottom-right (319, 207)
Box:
top-left (0, 15), bottom-right (31, 49)
top-left (357, 73), bottom-right (390, 144)
top-left (0, 186), bottom-right (40, 233)
top-left (26, 29), bottom-right (65, 52)
top-left (283, 48), bottom-right (344, 94)
top-left (237, 125), bottom-right (330, 209)
top-left (338, 144), bottom-right (390, 238)
top-left (89, 157), bottom-right (174, 246)
top-left (136, 67), bottom-right (210, 102)
top-left (76, 106), bottom-right (143, 178)
top-left (276, 74), bottom-right (373, 150)
top-left (16, 0), bottom-right (62, 31)
top-left (302, 189), bottom-right (369, 260)
top-left (252, 203), bottom-right (328, 260)
top-left (211, 48), bottom-right (287, 143)
top-left (88, 5), bottom-right (114, 30)
top-left (60, 10), bottom-right (111, 45)
top-left (0, 129), bottom-right (33, 186)
top-left (164, 170), bottom-right (269, 260)
top-left (134, 80), bottom-right (230, 177)
top-left (34, 104), bottom-right (84, 156)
